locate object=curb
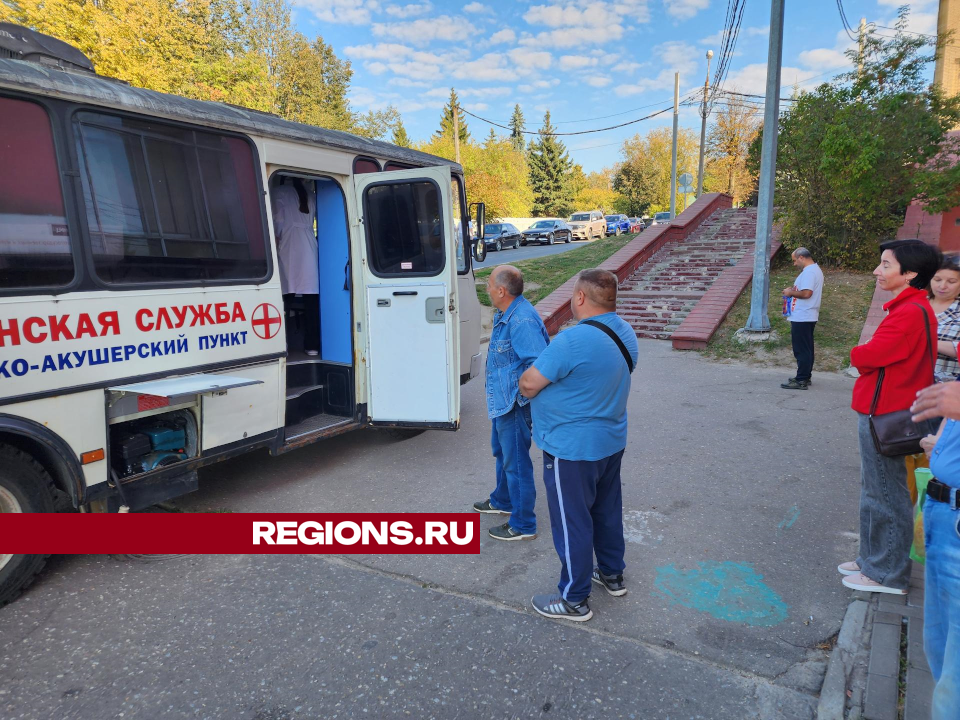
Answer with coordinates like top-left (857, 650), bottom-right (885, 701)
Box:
top-left (817, 599), bottom-right (870, 720)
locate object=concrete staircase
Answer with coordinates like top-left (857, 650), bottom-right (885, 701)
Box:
top-left (617, 208), bottom-right (759, 340)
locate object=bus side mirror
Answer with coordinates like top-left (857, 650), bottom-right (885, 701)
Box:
top-left (472, 203), bottom-right (486, 263)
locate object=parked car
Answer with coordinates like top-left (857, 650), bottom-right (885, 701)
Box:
top-left (479, 222), bottom-right (522, 251)
top-left (521, 219), bottom-right (572, 245)
top-left (605, 214), bottom-right (631, 236)
top-left (567, 210), bottom-right (605, 240)
top-left (628, 217), bottom-right (644, 232)
top-left (651, 211), bottom-right (672, 226)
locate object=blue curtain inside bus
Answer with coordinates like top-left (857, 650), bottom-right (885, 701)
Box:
top-left (316, 178), bottom-right (351, 365)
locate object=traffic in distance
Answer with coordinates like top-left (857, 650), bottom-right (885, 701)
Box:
top-left (476, 210), bottom-right (658, 253)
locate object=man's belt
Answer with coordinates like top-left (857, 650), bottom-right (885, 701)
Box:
top-left (927, 479), bottom-right (960, 510)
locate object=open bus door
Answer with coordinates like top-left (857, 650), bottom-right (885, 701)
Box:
top-left (355, 166), bottom-right (460, 429)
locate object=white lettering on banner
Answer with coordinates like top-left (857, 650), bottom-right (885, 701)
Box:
top-left (249, 521), bottom-right (439, 546)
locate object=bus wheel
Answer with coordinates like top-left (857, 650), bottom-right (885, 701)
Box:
top-left (0, 445), bottom-right (54, 608)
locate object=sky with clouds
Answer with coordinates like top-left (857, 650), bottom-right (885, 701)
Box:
top-left (291, 0), bottom-right (940, 173)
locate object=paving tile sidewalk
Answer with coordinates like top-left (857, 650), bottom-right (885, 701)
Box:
top-left (857, 563), bottom-right (932, 720)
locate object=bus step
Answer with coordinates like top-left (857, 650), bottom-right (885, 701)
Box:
top-left (286, 383), bottom-right (324, 401)
top-left (285, 385), bottom-right (325, 427)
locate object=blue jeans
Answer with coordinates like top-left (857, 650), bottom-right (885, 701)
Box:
top-left (489, 403), bottom-right (536, 535)
top-left (924, 498), bottom-right (960, 719)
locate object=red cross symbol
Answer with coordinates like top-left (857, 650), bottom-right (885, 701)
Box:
top-left (251, 303), bottom-right (282, 340)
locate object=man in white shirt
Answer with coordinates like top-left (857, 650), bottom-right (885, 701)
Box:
top-left (781, 247), bottom-right (824, 390)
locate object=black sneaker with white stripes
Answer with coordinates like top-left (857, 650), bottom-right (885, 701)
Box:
top-left (488, 522), bottom-right (536, 541)
top-left (473, 499), bottom-right (510, 515)
top-left (531, 593), bottom-right (592, 622)
top-left (592, 568), bottom-right (627, 597)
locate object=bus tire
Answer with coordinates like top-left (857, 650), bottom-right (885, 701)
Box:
top-left (0, 445), bottom-right (54, 608)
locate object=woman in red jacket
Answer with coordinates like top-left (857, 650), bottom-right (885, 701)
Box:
top-left (842, 240), bottom-right (942, 594)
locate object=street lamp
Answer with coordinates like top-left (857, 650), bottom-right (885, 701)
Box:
top-left (696, 49), bottom-right (713, 198)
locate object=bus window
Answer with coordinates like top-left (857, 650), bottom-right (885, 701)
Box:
top-left (451, 175), bottom-right (468, 274)
top-left (0, 97), bottom-right (75, 289)
top-left (364, 180), bottom-right (444, 277)
top-left (74, 112), bottom-right (268, 285)
top-left (354, 157), bottom-right (381, 174)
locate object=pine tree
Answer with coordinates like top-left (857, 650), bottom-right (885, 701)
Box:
top-left (485, 128), bottom-right (497, 147)
top-left (391, 119), bottom-right (412, 148)
top-left (436, 88), bottom-right (469, 144)
top-left (528, 111), bottom-right (574, 217)
top-left (508, 104), bottom-right (525, 151)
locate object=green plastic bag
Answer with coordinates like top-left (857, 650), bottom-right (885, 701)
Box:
top-left (911, 467), bottom-right (933, 564)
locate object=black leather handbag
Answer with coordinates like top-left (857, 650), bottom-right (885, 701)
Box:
top-left (868, 304), bottom-right (935, 457)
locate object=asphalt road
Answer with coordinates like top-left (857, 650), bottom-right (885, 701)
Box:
top-left (474, 238), bottom-right (593, 269)
top-left (0, 341), bottom-right (862, 719)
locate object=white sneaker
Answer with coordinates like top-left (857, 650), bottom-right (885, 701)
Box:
top-left (841, 572), bottom-right (907, 595)
top-left (837, 561), bottom-right (861, 576)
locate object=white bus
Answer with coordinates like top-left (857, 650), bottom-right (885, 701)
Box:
top-left (0, 25), bottom-right (487, 604)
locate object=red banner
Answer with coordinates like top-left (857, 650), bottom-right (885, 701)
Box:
top-left (0, 514), bottom-right (480, 554)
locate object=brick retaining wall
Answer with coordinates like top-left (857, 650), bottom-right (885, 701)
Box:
top-left (535, 193), bottom-right (734, 335)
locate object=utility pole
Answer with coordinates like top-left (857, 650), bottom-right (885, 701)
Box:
top-left (857, 17), bottom-right (866, 76)
top-left (697, 50), bottom-right (714, 198)
top-left (743, 0), bottom-right (785, 334)
top-left (453, 102), bottom-right (461, 165)
top-left (670, 72), bottom-right (679, 219)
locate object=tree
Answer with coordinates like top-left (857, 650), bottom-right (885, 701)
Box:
top-left (773, 8), bottom-right (960, 268)
top-left (275, 33), bottom-right (355, 131)
top-left (528, 111), bottom-right (575, 217)
top-left (391, 120), bottom-right (412, 148)
top-left (354, 106), bottom-right (402, 140)
top-left (707, 93), bottom-right (761, 205)
top-left (1, 0), bottom-right (376, 135)
top-left (436, 88), bottom-right (469, 144)
top-left (417, 134), bottom-right (533, 220)
top-left (508, 104), bottom-right (526, 151)
top-left (613, 126), bottom-right (701, 216)
top-left (579, 169), bottom-right (621, 213)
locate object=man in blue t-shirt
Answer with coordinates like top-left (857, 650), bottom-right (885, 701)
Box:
top-left (519, 268), bottom-right (639, 622)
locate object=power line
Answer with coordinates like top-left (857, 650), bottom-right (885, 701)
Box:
top-left (715, 89), bottom-right (797, 102)
top-left (474, 95), bottom-right (693, 129)
top-left (836, 0), bottom-right (858, 42)
top-left (459, 93), bottom-right (700, 137)
top-left (551, 97), bottom-right (683, 125)
top-left (710, 0), bottom-right (748, 104)
top-left (568, 141), bottom-right (624, 152)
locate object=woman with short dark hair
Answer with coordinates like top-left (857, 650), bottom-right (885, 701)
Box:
top-left (842, 240), bottom-right (942, 594)
top-left (927, 256), bottom-right (960, 382)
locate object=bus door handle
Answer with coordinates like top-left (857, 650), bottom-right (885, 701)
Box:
top-left (392, 291), bottom-right (418, 296)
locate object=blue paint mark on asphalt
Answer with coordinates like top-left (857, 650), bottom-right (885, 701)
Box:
top-left (653, 561), bottom-right (789, 627)
top-left (777, 505), bottom-right (800, 533)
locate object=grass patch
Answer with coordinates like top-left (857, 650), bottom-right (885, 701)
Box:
top-left (703, 260), bottom-right (877, 372)
top-left (474, 233), bottom-right (637, 306)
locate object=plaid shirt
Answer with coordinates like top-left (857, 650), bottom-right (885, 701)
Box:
top-left (935, 300), bottom-right (960, 382)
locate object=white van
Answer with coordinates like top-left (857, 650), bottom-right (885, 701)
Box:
top-left (0, 26), bottom-right (484, 605)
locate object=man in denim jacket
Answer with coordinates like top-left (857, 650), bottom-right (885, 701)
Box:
top-left (473, 265), bottom-right (549, 541)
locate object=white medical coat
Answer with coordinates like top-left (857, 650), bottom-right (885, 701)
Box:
top-left (271, 183), bottom-right (319, 295)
